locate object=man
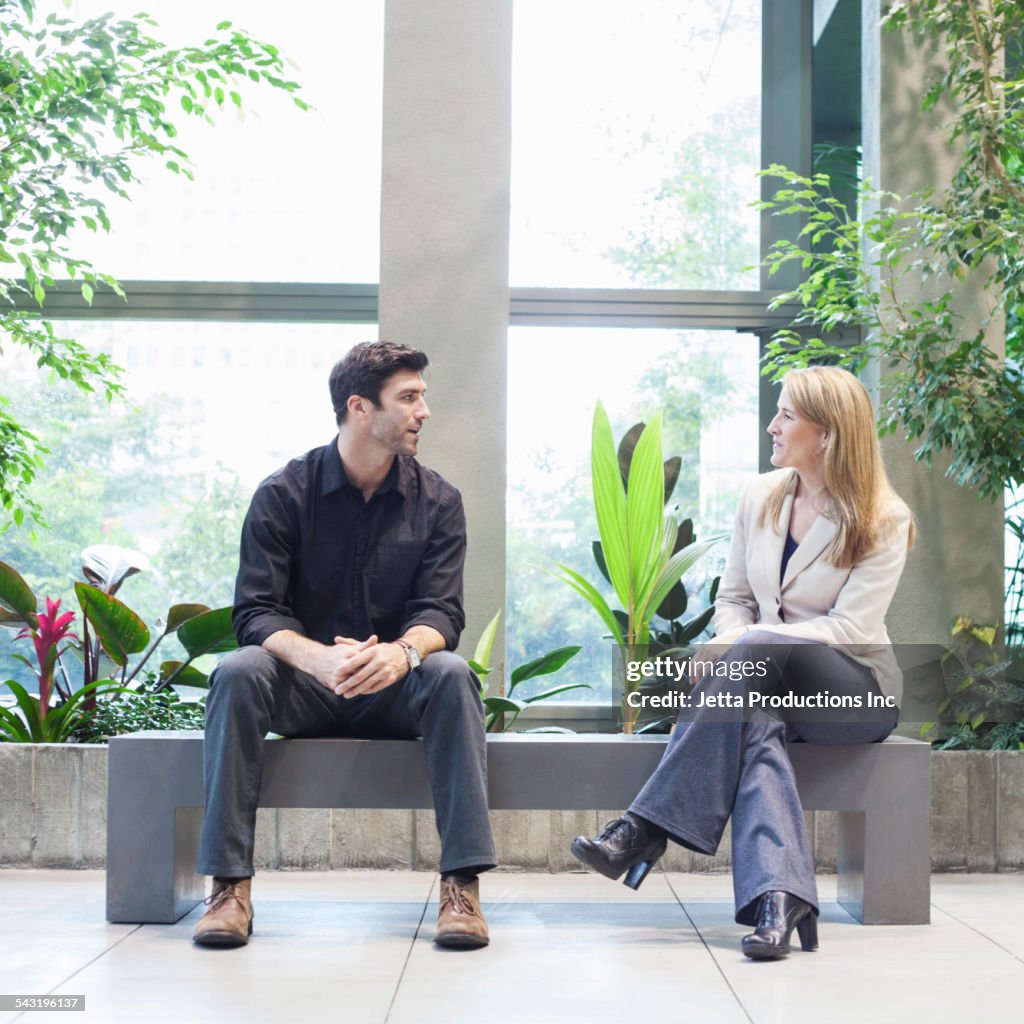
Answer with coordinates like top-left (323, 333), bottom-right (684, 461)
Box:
top-left (193, 341), bottom-right (496, 950)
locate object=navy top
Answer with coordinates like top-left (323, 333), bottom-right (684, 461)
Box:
top-left (780, 530), bottom-right (799, 584)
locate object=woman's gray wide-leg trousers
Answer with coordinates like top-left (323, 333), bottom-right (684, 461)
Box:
top-left (630, 631), bottom-right (897, 924)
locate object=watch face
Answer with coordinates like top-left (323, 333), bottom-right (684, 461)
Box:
top-left (408, 646), bottom-right (422, 669)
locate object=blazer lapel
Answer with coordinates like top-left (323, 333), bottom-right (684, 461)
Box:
top-left (756, 476), bottom-right (794, 595)
top-left (782, 513), bottom-right (838, 590)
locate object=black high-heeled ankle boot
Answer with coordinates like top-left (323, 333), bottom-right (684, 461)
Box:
top-left (741, 891), bottom-right (818, 960)
top-left (570, 813), bottom-right (668, 890)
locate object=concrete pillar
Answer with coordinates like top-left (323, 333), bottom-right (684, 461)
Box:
top-left (862, 0), bottom-right (1005, 645)
top-left (379, 0), bottom-right (512, 655)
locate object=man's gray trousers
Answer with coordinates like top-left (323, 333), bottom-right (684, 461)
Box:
top-left (197, 646), bottom-right (497, 878)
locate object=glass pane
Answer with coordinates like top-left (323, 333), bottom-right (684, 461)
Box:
top-left (48, 0), bottom-right (383, 282)
top-left (1, 322), bottom-right (373, 691)
top-left (511, 0), bottom-right (761, 289)
top-left (506, 327), bottom-right (759, 703)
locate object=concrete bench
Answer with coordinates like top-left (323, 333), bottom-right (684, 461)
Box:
top-left (105, 731), bottom-right (930, 926)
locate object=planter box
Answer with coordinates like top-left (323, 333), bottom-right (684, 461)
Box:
top-left (1, 744), bottom-right (1021, 871)
top-left (0, 743), bottom-right (108, 868)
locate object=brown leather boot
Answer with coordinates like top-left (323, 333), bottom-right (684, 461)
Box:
top-left (434, 876), bottom-right (489, 949)
top-left (192, 878), bottom-right (253, 948)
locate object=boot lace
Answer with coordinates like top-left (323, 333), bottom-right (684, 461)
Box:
top-left (440, 879), bottom-right (479, 917)
top-left (597, 817), bottom-right (635, 843)
top-left (204, 882), bottom-right (244, 911)
top-left (755, 894), bottom-right (782, 931)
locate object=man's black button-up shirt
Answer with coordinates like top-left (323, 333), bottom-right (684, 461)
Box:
top-left (232, 439), bottom-right (467, 651)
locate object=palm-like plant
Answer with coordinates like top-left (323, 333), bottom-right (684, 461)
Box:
top-left (554, 403), bottom-right (723, 732)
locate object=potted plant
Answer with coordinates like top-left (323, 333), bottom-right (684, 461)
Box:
top-left (0, 548), bottom-right (237, 743)
top-left (553, 403), bottom-right (723, 733)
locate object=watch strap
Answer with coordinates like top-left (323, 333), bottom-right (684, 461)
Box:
top-left (395, 640), bottom-right (421, 671)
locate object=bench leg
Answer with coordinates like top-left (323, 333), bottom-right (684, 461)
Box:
top-left (106, 740), bottom-right (205, 924)
top-left (835, 761), bottom-right (931, 925)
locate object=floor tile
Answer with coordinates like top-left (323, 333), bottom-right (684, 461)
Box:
top-left (0, 870), bottom-right (1020, 1024)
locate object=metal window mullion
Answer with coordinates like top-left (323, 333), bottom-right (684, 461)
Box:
top-left (15, 282), bottom-right (803, 331)
top-left (9, 282), bottom-right (381, 323)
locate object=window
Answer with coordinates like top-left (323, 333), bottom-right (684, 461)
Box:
top-left (510, 0), bottom-right (761, 289)
top-left (505, 0), bottom-right (776, 713)
top-left (57, 0), bottom-right (384, 282)
top-left (506, 326), bottom-right (758, 702)
top-left (2, 323), bottom-right (372, 627)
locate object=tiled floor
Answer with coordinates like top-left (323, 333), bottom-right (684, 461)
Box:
top-left (0, 870), bottom-right (1021, 1024)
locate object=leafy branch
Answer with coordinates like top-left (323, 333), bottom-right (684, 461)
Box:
top-left (0, 0), bottom-right (308, 529)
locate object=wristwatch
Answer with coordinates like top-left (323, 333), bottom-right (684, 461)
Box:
top-left (395, 640), bottom-right (421, 672)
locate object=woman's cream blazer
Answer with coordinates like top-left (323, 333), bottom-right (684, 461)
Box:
top-left (709, 469), bottom-right (912, 705)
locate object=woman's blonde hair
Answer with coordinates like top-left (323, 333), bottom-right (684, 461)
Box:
top-left (761, 366), bottom-right (915, 567)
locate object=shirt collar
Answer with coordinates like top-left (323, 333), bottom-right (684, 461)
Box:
top-left (321, 437), bottom-right (409, 500)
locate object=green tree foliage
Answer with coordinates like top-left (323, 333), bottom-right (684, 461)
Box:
top-left (757, 1), bottom-right (1024, 501)
top-left (0, 0), bottom-right (305, 529)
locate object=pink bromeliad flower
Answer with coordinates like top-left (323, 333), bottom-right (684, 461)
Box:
top-left (15, 598), bottom-right (79, 719)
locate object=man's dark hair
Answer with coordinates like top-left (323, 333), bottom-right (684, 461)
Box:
top-left (329, 341), bottom-right (430, 425)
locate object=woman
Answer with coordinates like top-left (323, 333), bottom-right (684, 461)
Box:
top-left (571, 366), bottom-right (914, 960)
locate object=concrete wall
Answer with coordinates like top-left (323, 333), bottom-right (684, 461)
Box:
top-left (3, 745), bottom-right (1021, 872)
top-left (379, 0), bottom-right (512, 656)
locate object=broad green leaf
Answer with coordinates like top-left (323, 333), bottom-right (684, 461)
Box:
top-left (0, 561), bottom-right (38, 628)
top-left (677, 604), bottom-right (715, 643)
top-left (45, 680), bottom-right (129, 742)
top-left (0, 607), bottom-right (28, 628)
top-left (955, 674), bottom-right (980, 694)
top-left (969, 624), bottom-right (997, 645)
top-left (483, 697), bottom-right (523, 714)
top-left (551, 562), bottom-right (625, 647)
top-left (663, 456), bottom-right (681, 504)
top-left (2, 680), bottom-right (44, 741)
top-left (472, 609), bottom-right (501, 671)
top-left (616, 422), bottom-right (645, 484)
top-left (177, 607), bottom-right (238, 657)
top-left (165, 603), bottom-right (211, 631)
top-left (625, 415), bottom-right (666, 602)
top-left (591, 403), bottom-right (629, 608)
top-left (0, 691), bottom-right (32, 742)
top-left (509, 645), bottom-right (581, 688)
top-left (74, 583), bottom-right (150, 667)
top-left (61, 642), bottom-right (119, 681)
top-left (158, 661), bottom-right (211, 688)
top-left (643, 536), bottom-right (725, 621)
top-left (522, 682), bottom-right (592, 704)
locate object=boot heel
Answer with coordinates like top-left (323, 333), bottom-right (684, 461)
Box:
top-left (623, 859), bottom-right (655, 890)
top-left (796, 912), bottom-right (818, 951)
